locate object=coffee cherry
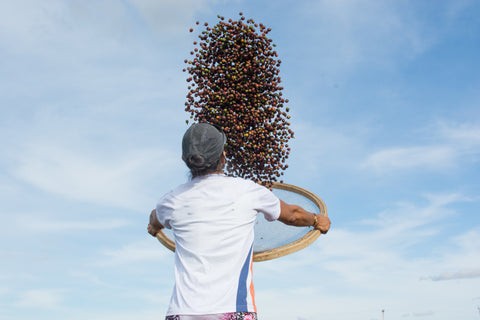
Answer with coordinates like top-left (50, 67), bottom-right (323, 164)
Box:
top-left (183, 13), bottom-right (293, 186)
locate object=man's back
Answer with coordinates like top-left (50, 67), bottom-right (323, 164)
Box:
top-left (156, 174), bottom-right (280, 315)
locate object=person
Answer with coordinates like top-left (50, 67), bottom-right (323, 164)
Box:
top-left (148, 123), bottom-right (331, 320)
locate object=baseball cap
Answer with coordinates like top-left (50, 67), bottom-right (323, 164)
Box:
top-left (182, 123), bottom-right (226, 166)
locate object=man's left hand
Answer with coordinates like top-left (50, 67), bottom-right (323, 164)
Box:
top-left (148, 209), bottom-right (164, 236)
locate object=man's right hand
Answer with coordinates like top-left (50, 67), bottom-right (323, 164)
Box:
top-left (313, 214), bottom-right (331, 234)
top-left (278, 200), bottom-right (331, 234)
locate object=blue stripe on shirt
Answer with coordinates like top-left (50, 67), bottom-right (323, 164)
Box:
top-left (236, 245), bottom-right (253, 312)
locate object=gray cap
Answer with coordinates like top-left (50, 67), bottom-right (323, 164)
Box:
top-left (182, 123), bottom-right (226, 166)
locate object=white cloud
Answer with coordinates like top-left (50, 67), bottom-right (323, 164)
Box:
top-left (0, 0), bottom-right (133, 56)
top-left (254, 192), bottom-right (480, 319)
top-left (437, 121), bottom-right (480, 151)
top-left (0, 2), bottom-right (478, 320)
top-left (285, 119), bottom-right (369, 183)
top-left (17, 216), bottom-right (130, 233)
top-left (14, 289), bottom-right (63, 309)
top-left (297, 0), bottom-right (439, 78)
top-left (0, 0), bottom-right (196, 212)
top-left (287, 119), bottom-right (480, 189)
top-left (96, 238), bottom-right (169, 266)
top-left (286, 118), bottom-right (480, 183)
top-left (362, 121), bottom-right (480, 173)
top-left (0, 0), bottom-right (218, 55)
top-left (129, 0), bottom-right (215, 36)
top-left (300, 0), bottom-right (478, 80)
top-left (11, 142), bottom-right (179, 209)
top-left (362, 146), bottom-right (455, 172)
top-left (319, 193), bottom-right (476, 280)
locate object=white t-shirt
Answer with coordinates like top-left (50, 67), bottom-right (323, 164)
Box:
top-left (156, 174), bottom-right (281, 316)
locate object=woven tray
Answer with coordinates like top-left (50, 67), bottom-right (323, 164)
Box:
top-left (155, 182), bottom-right (327, 262)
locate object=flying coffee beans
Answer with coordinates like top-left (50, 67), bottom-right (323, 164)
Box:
top-left (184, 13), bottom-right (294, 186)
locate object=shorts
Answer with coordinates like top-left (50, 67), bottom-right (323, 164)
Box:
top-left (165, 312), bottom-right (257, 320)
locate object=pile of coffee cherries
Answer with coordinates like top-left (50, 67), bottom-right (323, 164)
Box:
top-left (184, 13), bottom-right (293, 186)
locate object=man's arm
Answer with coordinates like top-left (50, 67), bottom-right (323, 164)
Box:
top-left (277, 200), bottom-right (331, 234)
top-left (147, 209), bottom-right (165, 237)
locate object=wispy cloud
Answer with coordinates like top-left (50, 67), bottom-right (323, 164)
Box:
top-left (1, 1), bottom-right (479, 320)
top-left (362, 146), bottom-right (455, 172)
top-left (255, 192), bottom-right (480, 319)
top-left (426, 269), bottom-right (480, 281)
top-left (285, 119), bottom-right (369, 182)
top-left (0, 0), bottom-right (218, 57)
top-left (14, 289), bottom-right (64, 309)
top-left (17, 216), bottom-right (130, 233)
top-left (320, 193), bottom-right (476, 279)
top-left (437, 121), bottom-right (480, 151)
top-left (362, 121), bottom-right (480, 173)
top-left (129, 0), bottom-right (215, 36)
top-left (297, 0), bottom-right (479, 83)
top-left (95, 239), bottom-right (169, 266)
top-left (297, 0), bottom-right (440, 79)
top-left (11, 142), bottom-right (179, 209)
top-left (0, 0), bottom-right (194, 212)
top-left (0, 0), bottom-right (133, 56)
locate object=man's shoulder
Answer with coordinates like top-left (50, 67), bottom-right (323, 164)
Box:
top-left (158, 180), bottom-right (195, 202)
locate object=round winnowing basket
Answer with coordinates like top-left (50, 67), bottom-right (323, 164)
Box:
top-left (155, 182), bottom-right (327, 262)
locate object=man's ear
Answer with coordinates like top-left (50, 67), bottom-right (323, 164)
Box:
top-left (182, 155), bottom-right (186, 162)
top-left (220, 151), bottom-right (226, 164)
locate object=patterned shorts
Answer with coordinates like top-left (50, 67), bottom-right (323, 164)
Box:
top-left (165, 312), bottom-right (257, 320)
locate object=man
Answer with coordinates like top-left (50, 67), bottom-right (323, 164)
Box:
top-left (148, 123), bottom-right (331, 320)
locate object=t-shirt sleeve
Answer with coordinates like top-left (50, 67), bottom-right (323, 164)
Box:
top-left (250, 183), bottom-right (281, 221)
top-left (156, 193), bottom-right (174, 229)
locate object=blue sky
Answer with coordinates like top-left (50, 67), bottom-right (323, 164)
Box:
top-left (1, 0), bottom-right (479, 319)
